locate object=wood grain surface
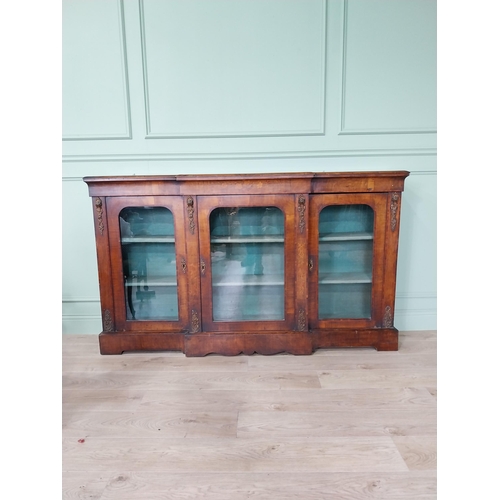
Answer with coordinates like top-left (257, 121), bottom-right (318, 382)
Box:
top-left (62, 330), bottom-right (437, 499)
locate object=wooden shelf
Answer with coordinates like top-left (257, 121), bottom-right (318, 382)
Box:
top-left (210, 235), bottom-right (284, 244)
top-left (319, 232), bottom-right (373, 242)
top-left (125, 276), bottom-right (178, 287)
top-left (319, 272), bottom-right (372, 284)
top-left (212, 274), bottom-right (284, 287)
top-left (122, 236), bottom-right (175, 243)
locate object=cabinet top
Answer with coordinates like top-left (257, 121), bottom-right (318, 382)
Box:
top-left (84, 171), bottom-right (409, 182)
top-left (84, 171), bottom-right (409, 197)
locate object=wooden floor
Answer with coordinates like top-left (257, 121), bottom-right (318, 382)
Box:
top-left (62, 331), bottom-right (437, 499)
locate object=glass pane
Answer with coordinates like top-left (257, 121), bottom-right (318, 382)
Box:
top-left (119, 207), bottom-right (178, 321)
top-left (210, 207), bottom-right (284, 321)
top-left (318, 205), bottom-right (374, 319)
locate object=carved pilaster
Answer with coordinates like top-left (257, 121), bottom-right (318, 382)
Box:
top-left (103, 309), bottom-right (113, 332)
top-left (95, 198), bottom-right (104, 235)
top-left (383, 306), bottom-right (393, 327)
top-left (187, 197), bottom-right (195, 234)
top-left (390, 193), bottom-right (400, 232)
top-left (297, 308), bottom-right (307, 332)
top-left (191, 309), bottom-right (200, 333)
top-left (297, 195), bottom-right (306, 234)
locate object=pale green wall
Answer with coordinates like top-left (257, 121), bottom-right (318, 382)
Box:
top-left (62, 0), bottom-right (437, 333)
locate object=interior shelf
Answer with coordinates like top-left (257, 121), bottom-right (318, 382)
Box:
top-left (122, 236), bottom-right (175, 243)
top-left (319, 272), bottom-right (372, 284)
top-left (125, 276), bottom-right (178, 287)
top-left (319, 232), bottom-right (373, 242)
top-left (212, 274), bottom-right (284, 287)
top-left (210, 236), bottom-right (284, 244)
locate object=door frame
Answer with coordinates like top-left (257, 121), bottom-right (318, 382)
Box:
top-left (197, 194), bottom-right (296, 333)
top-left (308, 193), bottom-right (388, 329)
top-left (106, 196), bottom-right (190, 332)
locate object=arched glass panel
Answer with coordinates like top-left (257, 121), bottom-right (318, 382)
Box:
top-left (318, 204), bottom-right (374, 319)
top-left (210, 206), bottom-right (284, 321)
top-left (119, 207), bottom-right (178, 321)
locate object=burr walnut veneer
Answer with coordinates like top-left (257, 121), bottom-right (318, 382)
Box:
top-left (84, 171), bottom-right (409, 355)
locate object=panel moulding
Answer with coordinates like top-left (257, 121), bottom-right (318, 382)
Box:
top-left (62, 148), bottom-right (437, 162)
top-left (338, 0), bottom-right (436, 137)
top-left (62, 0), bottom-right (132, 142)
top-left (139, 0), bottom-right (327, 139)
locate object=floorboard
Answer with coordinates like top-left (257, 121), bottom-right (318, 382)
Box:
top-left (62, 330), bottom-right (437, 499)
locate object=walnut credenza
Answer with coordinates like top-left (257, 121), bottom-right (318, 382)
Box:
top-left (84, 171), bottom-right (409, 355)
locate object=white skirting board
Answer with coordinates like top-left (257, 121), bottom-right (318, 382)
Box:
top-left (62, 294), bottom-right (437, 334)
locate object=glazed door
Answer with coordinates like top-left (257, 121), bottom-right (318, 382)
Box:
top-left (106, 196), bottom-right (190, 332)
top-left (308, 194), bottom-right (388, 328)
top-left (198, 195), bottom-right (296, 332)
